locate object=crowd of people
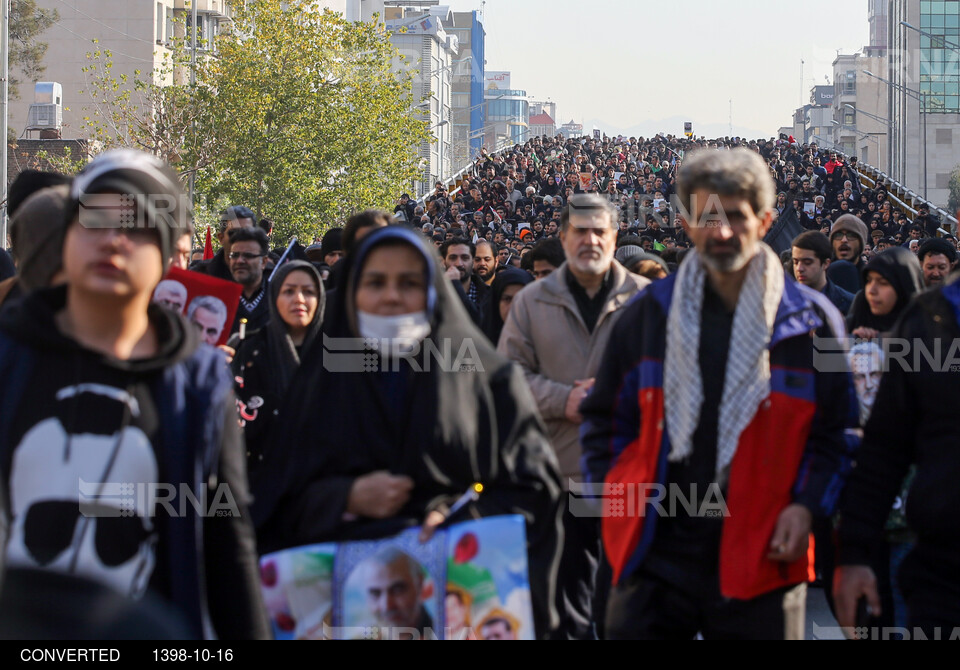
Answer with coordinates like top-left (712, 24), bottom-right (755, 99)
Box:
top-left (0, 131), bottom-right (957, 641)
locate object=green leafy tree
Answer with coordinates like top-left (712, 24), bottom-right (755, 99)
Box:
top-left (78, 27), bottom-right (215, 184)
top-left (75, 0), bottom-right (429, 243)
top-left (948, 165), bottom-right (960, 215)
top-left (10, 0), bottom-right (58, 100)
top-left (195, 0), bottom-right (429, 241)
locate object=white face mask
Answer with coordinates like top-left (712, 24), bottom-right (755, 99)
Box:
top-left (357, 311), bottom-right (431, 355)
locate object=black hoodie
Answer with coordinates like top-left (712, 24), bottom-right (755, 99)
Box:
top-left (846, 247), bottom-right (924, 335)
top-left (0, 286), bottom-right (269, 640)
top-left (253, 226), bottom-right (564, 639)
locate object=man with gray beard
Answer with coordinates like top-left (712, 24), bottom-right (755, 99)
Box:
top-left (499, 193), bottom-right (648, 638)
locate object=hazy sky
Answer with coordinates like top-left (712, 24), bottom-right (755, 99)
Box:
top-left (438, 0), bottom-right (870, 139)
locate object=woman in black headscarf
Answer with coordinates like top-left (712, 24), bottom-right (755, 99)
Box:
top-left (232, 260), bottom-right (324, 480)
top-left (838, 246), bottom-right (923, 631)
top-left (482, 267), bottom-right (533, 346)
top-left (254, 226), bottom-right (563, 639)
top-left (846, 247), bottom-right (924, 340)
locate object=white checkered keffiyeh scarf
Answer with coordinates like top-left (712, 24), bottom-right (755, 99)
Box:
top-left (663, 243), bottom-right (784, 485)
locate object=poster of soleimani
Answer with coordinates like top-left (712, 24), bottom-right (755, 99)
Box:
top-left (259, 516), bottom-right (535, 640)
top-left (151, 266), bottom-right (242, 347)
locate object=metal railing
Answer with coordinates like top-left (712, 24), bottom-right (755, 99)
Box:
top-left (415, 140), bottom-right (521, 209)
top-left (838, 151), bottom-right (958, 235)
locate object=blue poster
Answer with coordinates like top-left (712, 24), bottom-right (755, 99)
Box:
top-left (259, 515), bottom-right (533, 640)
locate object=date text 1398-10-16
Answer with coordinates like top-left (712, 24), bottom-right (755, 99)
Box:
top-left (153, 649), bottom-right (234, 662)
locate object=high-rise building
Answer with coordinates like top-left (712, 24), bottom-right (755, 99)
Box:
top-left (7, 1), bottom-right (233, 140)
top-left (868, 0), bottom-right (888, 51)
top-left (530, 100), bottom-right (557, 120)
top-left (803, 86), bottom-right (836, 148)
top-left (441, 11), bottom-right (486, 173)
top-left (888, 0), bottom-right (960, 207)
top-left (784, 53), bottom-right (888, 170)
top-left (385, 5), bottom-right (459, 196)
top-left (829, 51), bottom-right (889, 172)
top-left (484, 73), bottom-right (528, 149)
top-left (316, 0), bottom-right (384, 20)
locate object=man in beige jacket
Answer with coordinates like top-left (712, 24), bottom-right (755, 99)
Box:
top-left (499, 193), bottom-right (649, 638)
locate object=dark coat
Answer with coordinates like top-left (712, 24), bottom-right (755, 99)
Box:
top-left (231, 261), bottom-right (324, 482)
top-left (253, 227), bottom-right (564, 639)
top-left (192, 249), bottom-right (234, 282)
top-left (0, 287), bottom-right (269, 640)
top-left (838, 274), bottom-right (960, 564)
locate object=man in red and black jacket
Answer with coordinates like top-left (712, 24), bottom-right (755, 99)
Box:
top-left (580, 148), bottom-right (859, 640)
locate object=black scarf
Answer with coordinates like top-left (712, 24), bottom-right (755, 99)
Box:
top-left (846, 247), bottom-right (924, 334)
top-left (256, 227), bottom-right (563, 638)
top-left (265, 261), bottom-right (325, 398)
top-left (482, 267), bottom-right (534, 345)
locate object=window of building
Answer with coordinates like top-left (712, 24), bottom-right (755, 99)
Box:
top-left (157, 3), bottom-right (164, 43)
top-left (166, 8), bottom-right (174, 46)
top-left (187, 13), bottom-right (219, 51)
top-left (842, 71), bottom-right (856, 95)
top-left (920, 0), bottom-right (960, 112)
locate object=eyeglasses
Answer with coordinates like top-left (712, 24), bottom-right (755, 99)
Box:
top-left (228, 252), bottom-right (265, 261)
top-left (831, 232), bottom-right (855, 242)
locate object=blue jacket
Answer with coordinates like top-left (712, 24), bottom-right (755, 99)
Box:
top-left (822, 278), bottom-right (855, 316)
top-left (580, 273), bottom-right (860, 598)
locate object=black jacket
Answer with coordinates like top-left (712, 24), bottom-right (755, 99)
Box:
top-left (192, 249), bottom-right (233, 282)
top-left (0, 287), bottom-right (269, 640)
top-left (838, 275), bottom-right (960, 563)
top-left (254, 227), bottom-right (564, 639)
top-left (230, 282), bottom-right (271, 337)
top-left (822, 278), bottom-right (855, 316)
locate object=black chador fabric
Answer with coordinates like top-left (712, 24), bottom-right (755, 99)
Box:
top-left (253, 226), bottom-right (564, 639)
top-left (232, 261), bottom-right (325, 479)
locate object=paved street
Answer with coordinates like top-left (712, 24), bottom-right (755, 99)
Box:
top-left (806, 587), bottom-right (845, 640)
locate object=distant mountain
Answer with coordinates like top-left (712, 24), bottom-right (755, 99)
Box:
top-left (583, 117), bottom-right (774, 142)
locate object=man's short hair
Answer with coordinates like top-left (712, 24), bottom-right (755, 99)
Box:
top-left (186, 294), bottom-right (228, 326)
top-left (676, 148), bottom-right (776, 218)
top-left (227, 226), bottom-right (270, 255)
top-left (219, 205), bottom-right (257, 231)
top-left (918, 238), bottom-right (958, 264)
top-left (791, 231), bottom-right (832, 264)
top-left (560, 193), bottom-right (619, 232)
top-left (475, 239), bottom-right (497, 256)
top-left (525, 237), bottom-right (566, 268)
top-left (439, 237), bottom-right (475, 258)
top-left (344, 210), bottom-right (392, 257)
